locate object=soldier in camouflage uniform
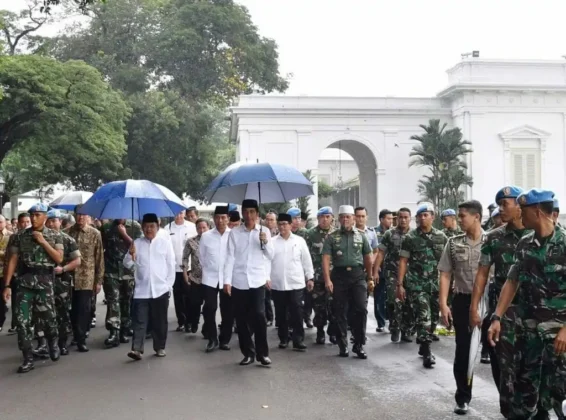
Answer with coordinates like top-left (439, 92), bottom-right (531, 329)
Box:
top-left (491, 207), bottom-right (504, 229)
top-left (441, 209), bottom-right (463, 238)
top-left (288, 207), bottom-right (312, 327)
top-left (471, 186), bottom-right (531, 418)
top-left (100, 219), bottom-right (142, 347)
top-left (488, 189), bottom-right (566, 420)
top-left (373, 207), bottom-right (412, 343)
top-left (482, 202), bottom-right (498, 231)
top-left (305, 206), bottom-right (337, 344)
top-left (397, 202), bottom-right (447, 368)
top-left (2, 203), bottom-right (65, 373)
top-left (374, 209), bottom-right (393, 332)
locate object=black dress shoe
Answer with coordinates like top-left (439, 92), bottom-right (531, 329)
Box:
top-left (278, 341), bottom-right (288, 349)
top-left (257, 356), bottom-right (272, 366)
top-left (239, 356), bottom-right (254, 366)
top-left (191, 325), bottom-right (199, 334)
top-left (206, 339), bottom-right (219, 353)
top-left (454, 403), bottom-right (469, 415)
top-left (77, 343), bottom-right (89, 353)
top-left (175, 326), bottom-right (184, 332)
top-left (293, 342), bottom-right (307, 351)
top-left (48, 339), bottom-right (60, 361)
top-left (339, 349), bottom-right (349, 357)
top-left (353, 344), bottom-right (367, 359)
top-left (119, 332), bottom-right (130, 344)
top-left (60, 346), bottom-right (69, 356)
top-left (219, 343), bottom-right (230, 351)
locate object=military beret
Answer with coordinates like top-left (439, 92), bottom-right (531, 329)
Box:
top-left (241, 199), bottom-right (258, 210)
top-left (416, 202), bottom-right (435, 216)
top-left (441, 209), bottom-right (456, 218)
top-left (317, 206), bottom-right (333, 217)
top-left (495, 186), bottom-right (523, 204)
top-left (28, 202), bottom-right (49, 213)
top-left (553, 199), bottom-right (560, 210)
top-left (287, 207), bottom-right (301, 218)
top-left (47, 209), bottom-right (62, 220)
top-left (491, 208), bottom-right (500, 218)
top-left (516, 189), bottom-right (555, 207)
top-left (142, 213), bottom-right (159, 224)
top-left (214, 206), bottom-right (228, 215)
top-left (277, 213), bottom-right (292, 224)
top-left (227, 203), bottom-right (238, 212)
top-left (338, 205), bottom-right (355, 215)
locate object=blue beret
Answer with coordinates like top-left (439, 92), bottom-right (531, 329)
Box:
top-left (28, 203), bottom-right (49, 213)
top-left (47, 210), bottom-right (62, 220)
top-left (416, 202), bottom-right (435, 216)
top-left (317, 206), bottom-right (333, 217)
top-left (287, 207), bottom-right (301, 218)
top-left (554, 199), bottom-right (560, 210)
top-left (227, 203), bottom-right (238, 212)
top-left (491, 208), bottom-right (500, 218)
top-left (517, 189), bottom-right (555, 206)
top-left (441, 209), bottom-right (456, 218)
top-left (495, 186), bottom-right (523, 204)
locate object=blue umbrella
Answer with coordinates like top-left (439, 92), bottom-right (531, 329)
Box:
top-left (79, 180), bottom-right (186, 220)
top-left (50, 191), bottom-right (93, 210)
top-left (204, 162), bottom-right (314, 204)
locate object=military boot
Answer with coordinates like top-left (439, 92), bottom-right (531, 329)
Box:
top-left (315, 328), bottom-right (326, 345)
top-left (104, 330), bottom-right (120, 348)
top-left (390, 330), bottom-right (400, 343)
top-left (119, 329), bottom-right (130, 344)
top-left (17, 350), bottom-right (35, 373)
top-left (400, 332), bottom-right (413, 343)
top-left (48, 338), bottom-right (60, 361)
top-left (352, 343), bottom-right (367, 359)
top-left (59, 336), bottom-right (69, 356)
top-left (421, 343), bottom-right (436, 369)
top-left (33, 337), bottom-right (49, 359)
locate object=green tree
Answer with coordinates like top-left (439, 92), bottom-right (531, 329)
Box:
top-left (259, 202), bottom-right (291, 218)
top-left (296, 170), bottom-right (314, 222)
top-left (0, 55), bottom-right (130, 191)
top-left (318, 179), bottom-right (334, 201)
top-left (409, 119), bottom-right (473, 222)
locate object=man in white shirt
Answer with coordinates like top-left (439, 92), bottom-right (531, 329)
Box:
top-left (270, 213), bottom-right (314, 351)
top-left (165, 211), bottom-right (197, 332)
top-left (123, 213), bottom-right (176, 360)
top-left (224, 199), bottom-right (274, 366)
top-left (200, 206), bottom-right (233, 353)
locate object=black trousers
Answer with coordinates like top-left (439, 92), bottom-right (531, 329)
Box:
top-left (203, 284), bottom-right (233, 345)
top-left (331, 267), bottom-right (368, 349)
top-left (452, 293), bottom-right (474, 405)
top-left (173, 273), bottom-right (190, 327)
top-left (71, 289), bottom-right (93, 344)
top-left (264, 288), bottom-right (273, 323)
top-left (132, 292), bottom-right (169, 353)
top-left (188, 283), bottom-right (204, 328)
top-left (272, 289), bottom-right (304, 344)
top-left (0, 278), bottom-right (6, 329)
top-left (10, 280), bottom-right (19, 329)
top-left (303, 287), bottom-right (313, 322)
top-left (232, 286), bottom-right (268, 358)
top-left (481, 309), bottom-right (501, 392)
top-left (91, 293), bottom-right (97, 319)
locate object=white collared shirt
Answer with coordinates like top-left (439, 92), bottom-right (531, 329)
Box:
top-left (224, 224), bottom-right (274, 290)
top-left (199, 227), bottom-right (231, 288)
top-left (165, 221), bottom-right (197, 272)
top-left (123, 235), bottom-right (176, 299)
top-left (269, 233), bottom-right (314, 291)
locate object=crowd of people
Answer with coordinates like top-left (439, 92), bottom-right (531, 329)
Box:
top-left (0, 187), bottom-right (565, 420)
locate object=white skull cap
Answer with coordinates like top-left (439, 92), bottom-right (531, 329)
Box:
top-left (338, 205), bottom-right (355, 215)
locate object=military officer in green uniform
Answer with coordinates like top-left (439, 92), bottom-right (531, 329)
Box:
top-left (488, 189), bottom-right (566, 420)
top-left (397, 202), bottom-right (447, 368)
top-left (100, 219), bottom-right (142, 347)
top-left (305, 206), bottom-right (337, 344)
top-left (2, 203), bottom-right (65, 373)
top-left (441, 209), bottom-right (463, 238)
top-left (322, 205), bottom-right (374, 359)
top-left (482, 203), bottom-right (497, 231)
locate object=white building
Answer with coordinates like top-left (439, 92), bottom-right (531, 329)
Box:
top-left (230, 58), bottom-right (566, 226)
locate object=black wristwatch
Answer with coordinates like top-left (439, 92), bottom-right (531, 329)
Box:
top-left (490, 314), bottom-right (501, 322)
top-left (4, 284), bottom-right (10, 288)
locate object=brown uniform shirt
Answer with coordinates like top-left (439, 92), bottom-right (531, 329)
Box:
top-left (66, 224), bottom-right (104, 290)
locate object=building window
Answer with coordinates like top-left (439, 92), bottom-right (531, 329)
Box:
top-left (511, 149), bottom-right (540, 190)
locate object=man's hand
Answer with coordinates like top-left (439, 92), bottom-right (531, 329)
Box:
top-left (183, 271), bottom-right (190, 285)
top-left (94, 284), bottom-right (102, 295)
top-left (306, 280), bottom-right (314, 292)
top-left (488, 321), bottom-right (501, 347)
top-left (266, 280), bottom-right (272, 290)
top-left (469, 306), bottom-right (482, 329)
top-left (259, 231), bottom-right (267, 245)
top-left (367, 280), bottom-right (375, 294)
top-left (396, 285), bottom-right (406, 301)
top-left (223, 284), bottom-right (232, 296)
top-left (2, 287), bottom-right (11, 303)
top-left (32, 231), bottom-right (46, 245)
top-left (324, 280), bottom-right (333, 294)
top-left (440, 304), bottom-right (453, 328)
top-left (129, 243), bottom-right (136, 261)
top-left (554, 326), bottom-right (566, 354)
top-left (54, 266), bottom-right (64, 275)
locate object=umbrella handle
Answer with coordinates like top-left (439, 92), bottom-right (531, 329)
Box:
top-left (258, 181), bottom-right (264, 250)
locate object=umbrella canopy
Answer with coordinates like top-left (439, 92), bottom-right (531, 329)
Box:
top-left (50, 191), bottom-right (93, 210)
top-left (79, 180), bottom-right (186, 220)
top-left (204, 162), bottom-right (314, 204)
top-left (467, 284), bottom-right (490, 385)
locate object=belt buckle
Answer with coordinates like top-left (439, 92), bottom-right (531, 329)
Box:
top-left (346, 267), bottom-right (352, 272)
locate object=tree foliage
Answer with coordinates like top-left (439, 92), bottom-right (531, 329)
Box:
top-left (0, 1), bottom-right (54, 55)
top-left (0, 54), bottom-right (130, 193)
top-left (409, 119), bottom-right (473, 218)
top-left (318, 179), bottom-right (334, 201)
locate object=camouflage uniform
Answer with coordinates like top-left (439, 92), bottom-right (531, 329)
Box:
top-left (378, 227), bottom-right (412, 335)
top-left (305, 225), bottom-right (336, 339)
top-left (101, 221), bottom-right (142, 333)
top-left (10, 227), bottom-right (64, 352)
top-left (479, 224), bottom-right (531, 417)
top-left (509, 225), bottom-right (566, 418)
top-left (54, 232), bottom-right (80, 341)
top-left (442, 227), bottom-right (463, 238)
top-left (399, 227), bottom-right (447, 344)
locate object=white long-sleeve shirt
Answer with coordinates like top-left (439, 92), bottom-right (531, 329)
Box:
top-left (123, 235), bottom-right (176, 299)
top-left (199, 227), bottom-right (231, 288)
top-left (224, 224), bottom-right (274, 290)
top-left (269, 233), bottom-right (314, 291)
top-left (165, 221), bottom-right (197, 272)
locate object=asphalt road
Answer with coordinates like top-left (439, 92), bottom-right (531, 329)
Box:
top-left (0, 297), bottom-right (518, 420)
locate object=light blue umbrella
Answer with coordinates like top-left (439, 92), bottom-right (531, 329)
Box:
top-left (50, 191), bottom-right (93, 210)
top-left (79, 180), bottom-right (186, 220)
top-left (204, 162), bottom-right (314, 204)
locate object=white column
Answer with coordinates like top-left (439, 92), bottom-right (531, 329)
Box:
top-left (308, 167), bottom-right (319, 221)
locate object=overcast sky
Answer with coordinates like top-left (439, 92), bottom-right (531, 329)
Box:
top-left (6, 0), bottom-right (566, 97)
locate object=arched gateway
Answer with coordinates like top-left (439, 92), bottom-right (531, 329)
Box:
top-left (230, 58), bottom-right (566, 225)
